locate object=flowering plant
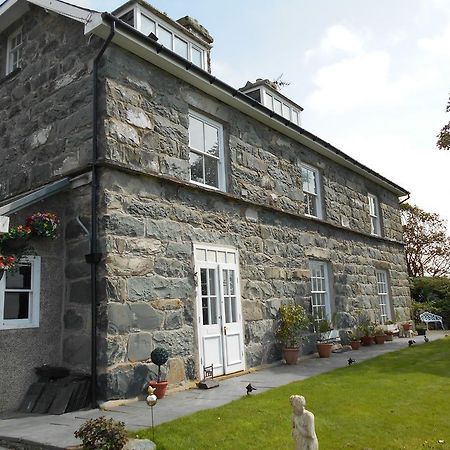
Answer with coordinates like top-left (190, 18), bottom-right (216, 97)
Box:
top-left (26, 212), bottom-right (59, 238)
top-left (1, 225), bottom-right (32, 241)
top-left (0, 255), bottom-right (16, 270)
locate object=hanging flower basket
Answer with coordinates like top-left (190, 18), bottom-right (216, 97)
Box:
top-left (26, 212), bottom-right (59, 238)
top-left (0, 212), bottom-right (59, 272)
top-left (0, 255), bottom-right (16, 279)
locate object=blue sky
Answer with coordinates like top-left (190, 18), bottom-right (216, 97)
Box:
top-left (86, 0), bottom-right (450, 226)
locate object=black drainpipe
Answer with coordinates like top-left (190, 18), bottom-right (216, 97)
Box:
top-left (87, 22), bottom-right (116, 408)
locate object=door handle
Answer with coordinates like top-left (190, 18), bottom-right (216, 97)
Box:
top-left (223, 326), bottom-right (227, 335)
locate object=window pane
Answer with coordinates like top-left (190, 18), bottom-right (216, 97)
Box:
top-left (282, 103), bottom-right (290, 119)
top-left (223, 269), bottom-right (229, 295)
top-left (196, 248), bottom-right (206, 261)
top-left (210, 296), bottom-right (218, 324)
top-left (189, 116), bottom-right (204, 151)
top-left (141, 14), bottom-right (156, 36)
top-left (4, 292), bottom-right (29, 319)
top-left (119, 10), bottom-right (134, 26)
top-left (6, 264), bottom-right (31, 289)
top-left (304, 192), bottom-right (317, 216)
top-left (217, 251), bottom-right (226, 263)
top-left (174, 36), bottom-right (188, 59)
top-left (273, 98), bottom-right (282, 115)
top-left (264, 92), bottom-right (273, 109)
top-left (191, 46), bottom-right (202, 67)
top-left (201, 268), bottom-right (208, 296)
top-left (292, 110), bottom-right (299, 125)
top-left (208, 268), bottom-right (216, 294)
top-left (190, 151), bottom-right (204, 183)
top-left (302, 167), bottom-right (317, 194)
top-left (158, 26), bottom-right (172, 48)
top-left (202, 297), bottom-right (209, 324)
top-left (204, 155), bottom-right (219, 187)
top-left (204, 124), bottom-right (219, 156)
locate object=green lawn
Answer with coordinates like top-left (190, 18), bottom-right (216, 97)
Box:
top-left (136, 339), bottom-right (450, 450)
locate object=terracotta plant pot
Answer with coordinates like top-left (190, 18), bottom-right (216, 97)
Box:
top-left (402, 323), bottom-right (412, 331)
top-left (317, 342), bottom-right (333, 358)
top-left (374, 335), bottom-right (386, 345)
top-left (360, 336), bottom-right (375, 346)
top-left (283, 347), bottom-right (300, 365)
top-left (149, 380), bottom-right (168, 399)
top-left (350, 340), bottom-right (361, 350)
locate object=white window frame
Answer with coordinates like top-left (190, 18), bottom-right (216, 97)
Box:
top-left (120, 5), bottom-right (207, 69)
top-left (376, 270), bottom-right (392, 324)
top-left (188, 111), bottom-right (226, 191)
top-left (368, 193), bottom-right (381, 236)
top-left (309, 260), bottom-right (332, 323)
top-left (259, 86), bottom-right (301, 125)
top-left (6, 27), bottom-right (23, 76)
top-left (0, 256), bottom-right (41, 330)
top-left (301, 164), bottom-right (322, 219)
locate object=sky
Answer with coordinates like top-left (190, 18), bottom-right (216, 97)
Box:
top-left (86, 0), bottom-right (450, 228)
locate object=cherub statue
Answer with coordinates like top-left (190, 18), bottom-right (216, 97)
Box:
top-left (290, 395), bottom-right (319, 450)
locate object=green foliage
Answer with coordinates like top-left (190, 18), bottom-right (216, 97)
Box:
top-left (74, 416), bottom-right (128, 450)
top-left (410, 276), bottom-right (450, 327)
top-left (276, 303), bottom-right (310, 347)
top-left (151, 347), bottom-right (169, 382)
top-left (437, 94), bottom-right (450, 151)
top-left (136, 340), bottom-right (450, 450)
top-left (401, 203), bottom-right (450, 277)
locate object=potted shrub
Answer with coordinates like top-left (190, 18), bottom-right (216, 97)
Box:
top-left (384, 329), bottom-right (394, 341)
top-left (402, 321), bottom-right (413, 332)
top-left (315, 320), bottom-right (333, 358)
top-left (374, 326), bottom-right (386, 344)
top-left (276, 303), bottom-right (311, 365)
top-left (360, 320), bottom-right (375, 346)
top-left (349, 326), bottom-right (364, 350)
top-left (149, 347), bottom-right (169, 399)
top-left (415, 323), bottom-right (427, 336)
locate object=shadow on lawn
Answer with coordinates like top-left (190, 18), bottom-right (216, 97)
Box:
top-left (364, 338), bottom-right (450, 379)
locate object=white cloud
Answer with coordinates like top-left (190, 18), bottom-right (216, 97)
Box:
top-left (305, 24), bottom-right (364, 61)
top-left (304, 25), bottom-right (440, 114)
top-left (418, 24), bottom-right (450, 57)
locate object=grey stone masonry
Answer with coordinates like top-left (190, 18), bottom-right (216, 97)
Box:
top-left (0, 6), bottom-right (101, 199)
top-left (100, 46), bottom-right (403, 242)
top-left (97, 168), bottom-right (410, 398)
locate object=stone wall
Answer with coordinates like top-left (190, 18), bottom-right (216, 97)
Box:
top-left (91, 45), bottom-right (410, 401)
top-left (0, 6), bottom-right (99, 199)
top-left (0, 8), bottom-right (98, 412)
top-left (100, 46), bottom-right (403, 242)
top-left (97, 168), bottom-right (410, 400)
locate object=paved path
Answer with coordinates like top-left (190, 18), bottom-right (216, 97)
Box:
top-left (0, 332), bottom-right (446, 449)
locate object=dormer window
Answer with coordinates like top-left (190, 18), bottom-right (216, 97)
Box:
top-left (6, 27), bottom-right (23, 75)
top-left (241, 79), bottom-right (303, 126)
top-left (117, 5), bottom-right (207, 70)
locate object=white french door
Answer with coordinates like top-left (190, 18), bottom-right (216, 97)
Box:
top-left (194, 244), bottom-right (245, 377)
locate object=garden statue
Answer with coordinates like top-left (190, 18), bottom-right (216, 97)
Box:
top-left (290, 395), bottom-right (319, 450)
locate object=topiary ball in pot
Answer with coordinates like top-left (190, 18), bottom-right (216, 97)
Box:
top-left (149, 347), bottom-right (170, 399)
top-left (150, 347), bottom-right (169, 382)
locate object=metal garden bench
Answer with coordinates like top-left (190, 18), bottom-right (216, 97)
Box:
top-left (419, 312), bottom-right (444, 330)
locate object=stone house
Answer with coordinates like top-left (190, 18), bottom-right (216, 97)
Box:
top-left (0, 0), bottom-right (411, 412)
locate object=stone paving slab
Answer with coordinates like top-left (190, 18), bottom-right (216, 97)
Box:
top-left (0, 332), bottom-right (445, 449)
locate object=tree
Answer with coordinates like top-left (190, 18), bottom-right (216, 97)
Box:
top-left (401, 203), bottom-right (450, 277)
top-left (437, 94), bottom-right (450, 151)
